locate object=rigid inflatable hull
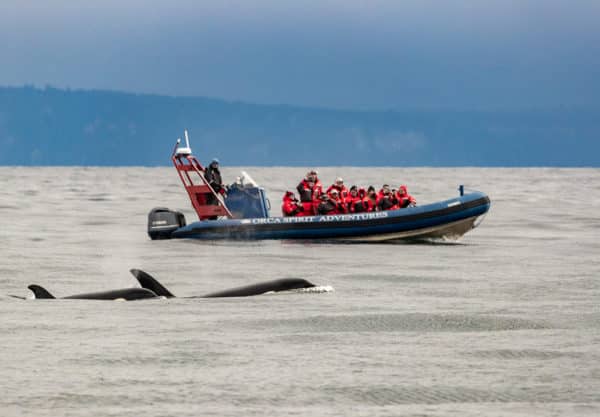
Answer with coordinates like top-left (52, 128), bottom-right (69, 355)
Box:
top-left (171, 192), bottom-right (490, 242)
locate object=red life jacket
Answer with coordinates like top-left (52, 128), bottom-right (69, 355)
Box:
top-left (396, 185), bottom-right (416, 208)
top-left (378, 196), bottom-right (398, 211)
top-left (297, 179), bottom-right (323, 202)
top-left (299, 201), bottom-right (315, 216)
top-left (345, 192), bottom-right (359, 211)
top-left (281, 194), bottom-right (302, 217)
top-left (330, 195), bottom-right (348, 214)
top-left (351, 197), bottom-right (371, 213)
top-left (317, 199), bottom-right (336, 215)
top-left (326, 184), bottom-right (349, 199)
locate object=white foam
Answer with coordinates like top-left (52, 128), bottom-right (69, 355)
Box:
top-left (299, 285), bottom-right (334, 294)
top-left (265, 286), bottom-right (334, 295)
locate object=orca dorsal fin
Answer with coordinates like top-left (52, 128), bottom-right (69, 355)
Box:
top-left (28, 285), bottom-right (56, 299)
top-left (130, 269), bottom-right (175, 298)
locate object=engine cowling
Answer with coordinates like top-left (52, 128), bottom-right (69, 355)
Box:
top-left (147, 207), bottom-right (186, 240)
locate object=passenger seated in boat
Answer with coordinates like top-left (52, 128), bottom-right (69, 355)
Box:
top-left (376, 184), bottom-right (390, 201)
top-left (351, 188), bottom-right (373, 213)
top-left (316, 194), bottom-right (334, 215)
top-left (297, 170), bottom-right (322, 215)
top-left (377, 185), bottom-right (399, 211)
top-left (367, 186), bottom-right (377, 210)
top-left (328, 189), bottom-right (348, 214)
top-left (326, 177), bottom-right (348, 199)
top-left (345, 185), bottom-right (359, 210)
top-left (396, 185), bottom-right (416, 208)
top-left (281, 191), bottom-right (303, 217)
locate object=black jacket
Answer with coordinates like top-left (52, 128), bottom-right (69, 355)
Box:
top-left (205, 165), bottom-right (223, 192)
top-left (317, 200), bottom-right (336, 215)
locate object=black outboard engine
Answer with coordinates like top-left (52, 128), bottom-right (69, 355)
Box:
top-left (147, 207), bottom-right (186, 240)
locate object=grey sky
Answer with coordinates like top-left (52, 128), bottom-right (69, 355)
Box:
top-left (1, 0), bottom-right (599, 109)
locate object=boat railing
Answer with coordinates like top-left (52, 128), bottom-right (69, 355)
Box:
top-left (171, 131), bottom-right (233, 220)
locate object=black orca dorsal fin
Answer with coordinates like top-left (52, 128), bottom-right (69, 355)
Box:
top-left (130, 269), bottom-right (175, 298)
top-left (27, 285), bottom-right (56, 299)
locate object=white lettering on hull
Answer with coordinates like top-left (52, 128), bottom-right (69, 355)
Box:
top-left (248, 212), bottom-right (388, 225)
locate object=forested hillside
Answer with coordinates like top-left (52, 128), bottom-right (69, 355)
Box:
top-left (1, 86), bottom-right (598, 166)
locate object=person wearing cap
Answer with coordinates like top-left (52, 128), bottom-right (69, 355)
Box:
top-left (205, 158), bottom-right (224, 194)
top-left (326, 177), bottom-right (349, 199)
top-left (205, 158), bottom-right (225, 209)
top-left (396, 185), bottom-right (417, 208)
top-left (296, 170), bottom-right (323, 215)
top-left (281, 191), bottom-right (302, 217)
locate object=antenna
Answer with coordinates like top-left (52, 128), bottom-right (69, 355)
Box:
top-left (184, 130), bottom-right (191, 149)
top-left (175, 130), bottom-right (192, 155)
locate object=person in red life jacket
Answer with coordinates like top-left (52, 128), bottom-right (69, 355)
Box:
top-left (296, 170), bottom-right (322, 215)
top-left (281, 191), bottom-right (303, 217)
top-left (377, 184), bottom-right (399, 211)
top-left (316, 193), bottom-right (337, 215)
top-left (350, 188), bottom-right (373, 213)
top-left (328, 189), bottom-right (348, 214)
top-left (326, 177), bottom-right (349, 199)
top-left (376, 184), bottom-right (391, 201)
top-left (366, 186), bottom-right (377, 211)
top-left (396, 185), bottom-right (417, 208)
top-left (345, 185), bottom-right (359, 211)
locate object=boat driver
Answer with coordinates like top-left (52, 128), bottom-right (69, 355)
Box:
top-left (205, 158), bottom-right (225, 196)
top-left (204, 159), bottom-right (226, 219)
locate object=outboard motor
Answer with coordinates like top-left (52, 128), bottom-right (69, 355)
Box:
top-left (147, 207), bottom-right (186, 240)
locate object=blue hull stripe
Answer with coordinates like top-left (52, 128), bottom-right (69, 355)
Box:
top-left (172, 192), bottom-right (491, 240)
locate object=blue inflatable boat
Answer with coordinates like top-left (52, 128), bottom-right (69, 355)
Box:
top-left (146, 133), bottom-right (491, 242)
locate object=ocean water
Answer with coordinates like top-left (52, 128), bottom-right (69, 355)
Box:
top-left (1, 167), bottom-right (599, 417)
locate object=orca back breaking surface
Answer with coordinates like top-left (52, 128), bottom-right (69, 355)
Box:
top-left (200, 278), bottom-right (316, 298)
top-left (26, 285), bottom-right (158, 300)
top-left (62, 288), bottom-right (158, 300)
top-left (24, 270), bottom-right (318, 301)
top-left (132, 270), bottom-right (316, 298)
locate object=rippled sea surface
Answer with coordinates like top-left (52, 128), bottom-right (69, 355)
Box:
top-left (1, 167), bottom-right (599, 417)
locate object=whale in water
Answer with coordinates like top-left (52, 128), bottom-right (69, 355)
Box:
top-left (26, 285), bottom-right (158, 301)
top-left (130, 268), bottom-right (316, 298)
top-left (21, 269), bottom-right (317, 300)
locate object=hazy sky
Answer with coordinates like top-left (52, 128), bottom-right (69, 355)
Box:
top-left (1, 0), bottom-right (599, 110)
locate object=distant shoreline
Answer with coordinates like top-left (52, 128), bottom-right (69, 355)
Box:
top-left (1, 86), bottom-right (599, 167)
